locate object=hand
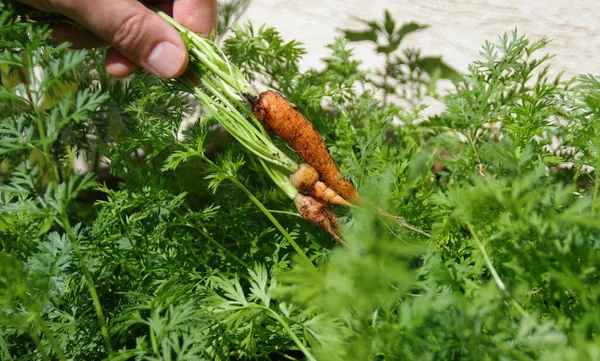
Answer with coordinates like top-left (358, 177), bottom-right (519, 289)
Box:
top-left (18, 0), bottom-right (217, 79)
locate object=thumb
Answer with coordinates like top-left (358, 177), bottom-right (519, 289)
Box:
top-left (56, 0), bottom-right (188, 78)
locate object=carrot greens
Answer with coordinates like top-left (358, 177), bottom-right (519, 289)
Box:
top-left (1, 2), bottom-right (599, 361)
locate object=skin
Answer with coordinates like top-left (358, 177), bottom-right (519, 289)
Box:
top-left (17, 0), bottom-right (218, 79)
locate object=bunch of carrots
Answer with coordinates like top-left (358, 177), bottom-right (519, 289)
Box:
top-left (159, 13), bottom-right (426, 242)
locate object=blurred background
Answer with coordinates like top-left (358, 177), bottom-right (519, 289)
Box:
top-left (239, 0), bottom-right (600, 79)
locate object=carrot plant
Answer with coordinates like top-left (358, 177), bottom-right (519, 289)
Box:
top-left (1, 2), bottom-right (599, 360)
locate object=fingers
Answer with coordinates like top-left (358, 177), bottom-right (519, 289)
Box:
top-left (21, 0), bottom-right (219, 79)
top-left (105, 48), bottom-right (140, 78)
top-left (50, 23), bottom-right (107, 49)
top-left (173, 0), bottom-right (218, 37)
top-left (52, 0), bottom-right (189, 78)
top-left (50, 24), bottom-right (140, 78)
top-left (16, 0), bottom-right (55, 13)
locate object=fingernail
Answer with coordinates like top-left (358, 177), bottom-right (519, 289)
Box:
top-left (147, 41), bottom-right (187, 78)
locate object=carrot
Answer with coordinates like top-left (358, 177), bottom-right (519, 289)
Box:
top-left (294, 193), bottom-right (344, 244)
top-left (249, 90), bottom-right (360, 202)
top-left (289, 164), bottom-right (319, 194)
top-left (310, 181), bottom-right (353, 207)
top-left (290, 164), bottom-right (352, 207)
top-left (156, 13), bottom-right (430, 242)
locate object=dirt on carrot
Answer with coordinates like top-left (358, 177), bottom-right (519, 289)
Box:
top-left (293, 193), bottom-right (343, 243)
top-left (249, 90), bottom-right (360, 202)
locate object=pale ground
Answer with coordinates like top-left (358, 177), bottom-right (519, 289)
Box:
top-left (239, 0), bottom-right (600, 79)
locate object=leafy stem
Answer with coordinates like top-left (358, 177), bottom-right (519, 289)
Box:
top-left (233, 176), bottom-right (315, 270)
top-left (466, 131), bottom-right (485, 175)
top-left (34, 114), bottom-right (59, 182)
top-left (161, 204), bottom-right (251, 269)
top-left (159, 10), bottom-right (300, 184)
top-left (26, 328), bottom-right (52, 361)
top-left (58, 214), bottom-right (113, 354)
top-left (222, 304), bottom-right (317, 361)
top-left (264, 307), bottom-right (317, 361)
top-left (465, 222), bottom-right (508, 296)
top-left (157, 10), bottom-right (251, 93)
top-left (20, 48), bottom-right (60, 183)
top-left (593, 170), bottom-right (599, 215)
top-left (35, 316), bottom-right (67, 361)
top-left (198, 153), bottom-right (316, 272)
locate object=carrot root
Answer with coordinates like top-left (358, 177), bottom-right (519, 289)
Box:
top-left (310, 181), bottom-right (353, 207)
top-left (290, 164), bottom-right (320, 194)
top-left (294, 193), bottom-right (345, 244)
top-left (290, 164), bottom-right (353, 207)
top-left (250, 90), bottom-right (360, 202)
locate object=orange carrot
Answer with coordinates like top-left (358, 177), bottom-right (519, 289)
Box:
top-left (293, 193), bottom-right (344, 244)
top-left (289, 164), bottom-right (320, 194)
top-left (290, 164), bottom-right (352, 207)
top-left (249, 90), bottom-right (360, 202)
top-left (310, 181), bottom-right (352, 207)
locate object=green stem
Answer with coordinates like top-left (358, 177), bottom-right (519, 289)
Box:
top-left (36, 316), bottom-right (67, 361)
top-left (159, 10), bottom-right (289, 169)
top-left (60, 215), bottom-right (113, 354)
top-left (510, 299), bottom-right (532, 319)
top-left (260, 159), bottom-right (298, 200)
top-left (34, 116), bottom-right (59, 182)
top-left (196, 154), bottom-right (313, 270)
top-left (157, 11), bottom-right (250, 92)
top-left (149, 323), bottom-right (159, 354)
top-left (230, 176), bottom-right (315, 271)
top-left (466, 222), bottom-right (509, 296)
top-left (592, 169), bottom-right (599, 215)
top-left (27, 328), bottom-right (52, 361)
top-left (265, 209), bottom-right (304, 218)
top-left (266, 308), bottom-right (317, 361)
top-left (466, 224), bottom-right (535, 321)
top-left (24, 49), bottom-right (60, 183)
top-left (221, 304), bottom-right (316, 360)
top-left (163, 204), bottom-right (251, 269)
top-left (272, 351), bottom-right (299, 361)
top-left (194, 91), bottom-right (265, 155)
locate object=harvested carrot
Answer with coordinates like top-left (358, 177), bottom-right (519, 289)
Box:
top-left (289, 164), bottom-right (320, 194)
top-left (249, 90), bottom-right (360, 202)
top-left (310, 181), bottom-right (353, 207)
top-left (294, 193), bottom-right (344, 244)
top-left (156, 13), bottom-right (431, 242)
top-left (290, 164), bottom-right (352, 207)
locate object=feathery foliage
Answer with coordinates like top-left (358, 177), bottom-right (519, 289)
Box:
top-left (1, 2), bottom-right (599, 360)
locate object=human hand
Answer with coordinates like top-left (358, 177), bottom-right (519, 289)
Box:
top-left (18, 0), bottom-right (217, 79)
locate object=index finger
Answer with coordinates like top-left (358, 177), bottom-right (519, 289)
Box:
top-left (173, 0), bottom-right (218, 37)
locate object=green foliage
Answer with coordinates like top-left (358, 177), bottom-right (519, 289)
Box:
top-left (1, 4), bottom-right (599, 361)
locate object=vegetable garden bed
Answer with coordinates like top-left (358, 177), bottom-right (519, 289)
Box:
top-left (1, 2), bottom-right (599, 360)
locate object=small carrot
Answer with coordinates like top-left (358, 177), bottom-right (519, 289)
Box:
top-left (294, 193), bottom-right (344, 244)
top-left (310, 181), bottom-right (353, 207)
top-left (249, 90), bottom-right (360, 202)
top-left (289, 164), bottom-right (319, 194)
top-left (290, 164), bottom-right (352, 207)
